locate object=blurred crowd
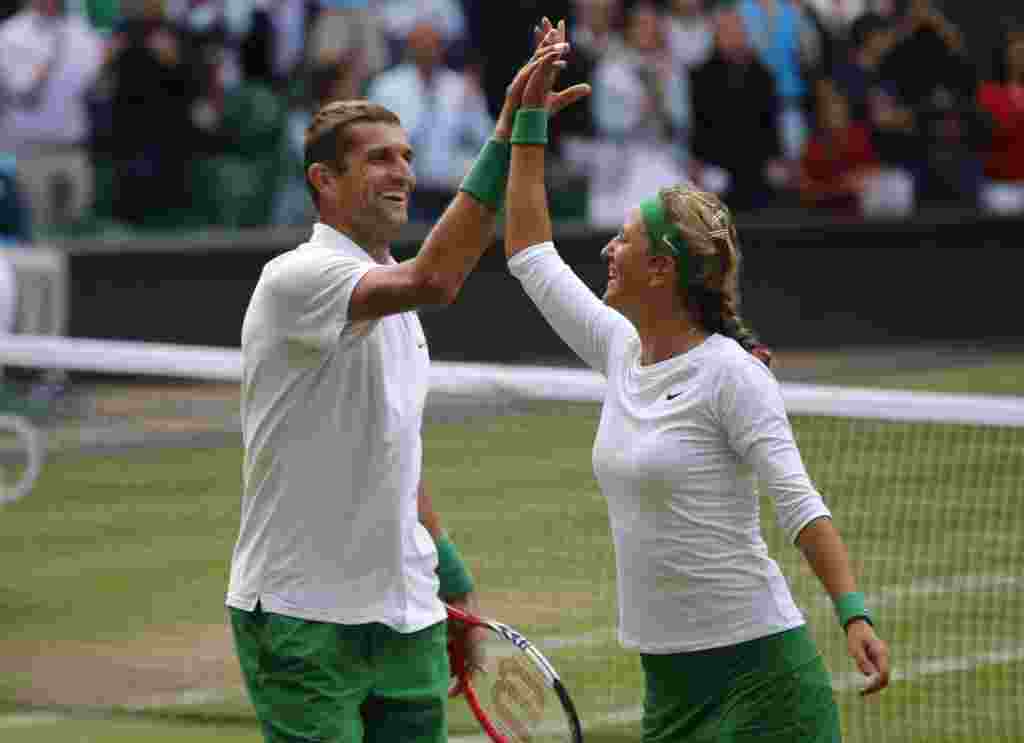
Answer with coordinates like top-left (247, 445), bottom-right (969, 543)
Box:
top-left (1, 0), bottom-right (1023, 242)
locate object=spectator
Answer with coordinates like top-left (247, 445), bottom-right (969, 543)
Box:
top-left (590, 0), bottom-right (690, 227)
top-left (166, 0), bottom-right (309, 91)
top-left (365, 15), bottom-right (493, 223)
top-left (977, 25), bottom-right (1024, 214)
top-left (550, 0), bottom-right (622, 163)
top-left (0, 0), bottom-right (108, 234)
top-left (873, 0), bottom-right (990, 208)
top-left (831, 11), bottom-right (897, 123)
top-left (272, 44), bottom-right (372, 226)
top-left (667, 0), bottom-right (713, 71)
top-left (571, 0), bottom-right (623, 61)
top-left (377, 0), bottom-right (469, 68)
top-left (736, 0), bottom-right (821, 161)
top-left (792, 0), bottom-right (838, 80)
top-left (802, 0), bottom-right (868, 36)
top-left (799, 80), bottom-right (881, 214)
top-left (101, 2), bottom-right (205, 227)
top-left (690, 8), bottom-right (786, 211)
top-left (306, 0), bottom-right (389, 84)
top-left (0, 152), bottom-right (31, 243)
top-left (874, 0), bottom-right (975, 120)
top-left (195, 14), bottom-right (288, 229)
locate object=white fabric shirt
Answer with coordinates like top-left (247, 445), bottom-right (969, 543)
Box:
top-left (0, 10), bottom-right (105, 150)
top-left (227, 223), bottom-right (445, 633)
top-left (509, 243), bottom-right (831, 654)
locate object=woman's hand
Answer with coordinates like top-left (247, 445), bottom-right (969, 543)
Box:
top-left (494, 18), bottom-right (591, 139)
top-left (521, 19), bottom-right (591, 114)
top-left (847, 619), bottom-right (891, 696)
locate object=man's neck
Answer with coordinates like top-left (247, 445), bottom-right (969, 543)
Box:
top-left (320, 218), bottom-right (393, 264)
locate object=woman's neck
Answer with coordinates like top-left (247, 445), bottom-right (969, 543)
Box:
top-left (636, 314), bottom-right (708, 366)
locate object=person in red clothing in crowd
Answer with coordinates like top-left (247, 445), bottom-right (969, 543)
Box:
top-left (798, 80), bottom-right (881, 215)
top-left (978, 25), bottom-right (1024, 215)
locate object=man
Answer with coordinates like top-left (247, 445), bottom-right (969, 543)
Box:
top-left (736, 0), bottom-right (820, 161)
top-left (690, 8), bottom-right (785, 211)
top-left (831, 11), bottom-right (896, 123)
top-left (0, 0), bottom-right (107, 234)
top-left (366, 14), bottom-right (494, 223)
top-left (225, 19), bottom-right (589, 743)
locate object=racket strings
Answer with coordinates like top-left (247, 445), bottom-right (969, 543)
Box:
top-left (473, 643), bottom-right (576, 743)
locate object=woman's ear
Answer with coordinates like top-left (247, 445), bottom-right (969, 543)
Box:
top-left (648, 254), bottom-right (677, 288)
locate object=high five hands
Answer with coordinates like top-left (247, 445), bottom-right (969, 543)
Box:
top-left (494, 17), bottom-right (592, 141)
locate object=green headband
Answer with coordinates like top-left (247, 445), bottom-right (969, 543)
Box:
top-left (640, 195), bottom-right (688, 285)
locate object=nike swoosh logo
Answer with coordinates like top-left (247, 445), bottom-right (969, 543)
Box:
top-left (666, 392), bottom-right (683, 401)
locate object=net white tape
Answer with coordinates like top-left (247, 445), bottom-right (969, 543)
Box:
top-left (1, 334), bottom-right (1022, 426)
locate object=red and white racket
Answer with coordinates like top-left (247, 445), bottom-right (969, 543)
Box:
top-left (446, 603), bottom-right (584, 743)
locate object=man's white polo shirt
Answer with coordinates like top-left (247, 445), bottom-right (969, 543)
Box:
top-left (226, 223), bottom-right (445, 633)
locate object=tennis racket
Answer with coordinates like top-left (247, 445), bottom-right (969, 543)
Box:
top-left (446, 603), bottom-right (584, 743)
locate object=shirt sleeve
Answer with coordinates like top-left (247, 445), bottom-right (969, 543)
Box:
top-left (262, 247), bottom-right (373, 350)
top-left (508, 242), bottom-right (633, 376)
top-left (713, 354), bottom-right (832, 543)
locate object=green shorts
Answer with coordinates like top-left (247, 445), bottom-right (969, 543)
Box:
top-left (641, 625), bottom-right (840, 743)
top-left (230, 605), bottom-right (449, 743)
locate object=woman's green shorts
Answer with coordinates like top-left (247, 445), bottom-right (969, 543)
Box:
top-left (641, 625), bottom-right (841, 743)
top-left (230, 605), bottom-right (449, 743)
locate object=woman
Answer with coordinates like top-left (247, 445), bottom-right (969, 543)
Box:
top-left (799, 81), bottom-right (881, 215)
top-left (977, 25), bottom-right (1024, 215)
top-left (501, 43), bottom-right (890, 742)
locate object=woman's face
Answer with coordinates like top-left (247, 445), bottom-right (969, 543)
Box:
top-left (601, 208), bottom-right (660, 312)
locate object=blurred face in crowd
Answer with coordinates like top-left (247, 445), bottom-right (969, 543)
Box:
top-left (575, 0), bottom-right (617, 34)
top-left (715, 11), bottom-right (752, 63)
top-left (820, 89), bottom-right (851, 133)
top-left (626, 4), bottom-right (664, 53)
top-left (1008, 37), bottom-right (1024, 81)
top-left (862, 26), bottom-right (896, 66)
top-left (33, 0), bottom-right (65, 17)
top-left (323, 122), bottom-right (416, 241)
top-left (671, 0), bottom-right (704, 20)
top-left (406, 19), bottom-right (445, 73)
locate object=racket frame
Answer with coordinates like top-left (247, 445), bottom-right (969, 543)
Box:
top-left (445, 603), bottom-right (584, 743)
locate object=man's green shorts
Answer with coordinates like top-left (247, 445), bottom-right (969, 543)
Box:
top-left (230, 605), bottom-right (449, 743)
top-left (641, 625), bottom-right (841, 743)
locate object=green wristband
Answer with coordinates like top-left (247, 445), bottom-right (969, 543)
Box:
top-left (459, 138), bottom-right (511, 210)
top-left (834, 591), bottom-right (873, 630)
top-left (510, 108), bottom-right (549, 145)
top-left (435, 532), bottom-right (475, 599)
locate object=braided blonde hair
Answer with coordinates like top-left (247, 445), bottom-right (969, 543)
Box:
top-left (658, 186), bottom-right (766, 358)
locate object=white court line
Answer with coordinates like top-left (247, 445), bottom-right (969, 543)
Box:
top-left (873, 574), bottom-right (1024, 606)
top-left (810, 573), bottom-right (1024, 610)
top-left (0, 712), bottom-right (64, 728)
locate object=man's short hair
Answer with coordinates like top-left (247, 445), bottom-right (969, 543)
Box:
top-left (304, 100), bottom-right (402, 204)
